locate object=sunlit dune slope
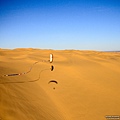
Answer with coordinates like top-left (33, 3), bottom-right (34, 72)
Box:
top-left (0, 48), bottom-right (120, 120)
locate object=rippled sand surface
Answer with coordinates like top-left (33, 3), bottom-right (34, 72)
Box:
top-left (0, 48), bottom-right (120, 120)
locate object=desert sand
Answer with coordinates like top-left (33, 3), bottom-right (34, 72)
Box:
top-left (0, 48), bottom-right (120, 120)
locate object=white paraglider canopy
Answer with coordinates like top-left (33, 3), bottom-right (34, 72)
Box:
top-left (50, 53), bottom-right (53, 63)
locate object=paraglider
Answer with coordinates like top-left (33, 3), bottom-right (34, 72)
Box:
top-left (50, 65), bottom-right (54, 71)
top-left (50, 53), bottom-right (53, 63)
top-left (48, 80), bottom-right (58, 90)
top-left (48, 80), bottom-right (58, 84)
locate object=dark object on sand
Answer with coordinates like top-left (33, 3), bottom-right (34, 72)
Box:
top-left (48, 80), bottom-right (58, 84)
top-left (51, 65), bottom-right (54, 71)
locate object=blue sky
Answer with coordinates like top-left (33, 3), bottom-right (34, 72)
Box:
top-left (0, 0), bottom-right (120, 51)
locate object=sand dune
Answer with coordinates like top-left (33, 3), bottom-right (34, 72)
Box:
top-left (0, 48), bottom-right (120, 120)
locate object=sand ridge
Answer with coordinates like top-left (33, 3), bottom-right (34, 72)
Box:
top-left (0, 48), bottom-right (120, 120)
